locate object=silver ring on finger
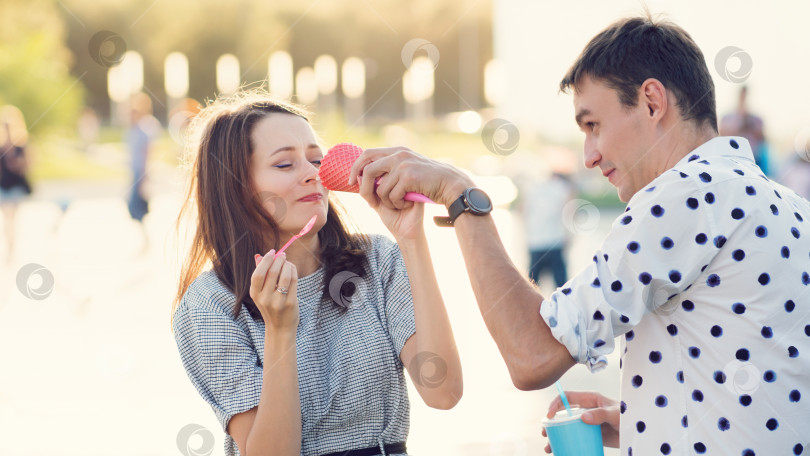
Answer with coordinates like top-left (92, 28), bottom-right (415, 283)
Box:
top-left (275, 286), bottom-right (289, 295)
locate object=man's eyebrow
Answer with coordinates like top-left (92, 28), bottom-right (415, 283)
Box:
top-left (575, 108), bottom-right (591, 128)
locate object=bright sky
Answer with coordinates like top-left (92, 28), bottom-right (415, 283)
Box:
top-left (494, 0), bottom-right (810, 154)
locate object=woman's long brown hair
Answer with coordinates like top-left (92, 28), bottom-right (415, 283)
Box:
top-left (172, 91), bottom-right (368, 323)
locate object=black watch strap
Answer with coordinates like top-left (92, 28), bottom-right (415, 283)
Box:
top-left (433, 187), bottom-right (491, 227)
top-left (447, 194), bottom-right (468, 223)
top-left (433, 193), bottom-right (467, 227)
top-left (433, 215), bottom-right (454, 227)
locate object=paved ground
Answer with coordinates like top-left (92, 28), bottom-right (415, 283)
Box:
top-left (0, 171), bottom-right (622, 456)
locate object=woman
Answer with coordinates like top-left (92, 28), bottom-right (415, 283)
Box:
top-left (172, 92), bottom-right (462, 456)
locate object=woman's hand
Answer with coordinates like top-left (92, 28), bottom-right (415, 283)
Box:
top-left (371, 193), bottom-right (426, 242)
top-left (542, 391), bottom-right (620, 452)
top-left (250, 251), bottom-right (299, 333)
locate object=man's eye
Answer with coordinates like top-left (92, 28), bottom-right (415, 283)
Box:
top-left (586, 122), bottom-right (595, 130)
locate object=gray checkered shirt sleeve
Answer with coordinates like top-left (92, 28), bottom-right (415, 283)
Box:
top-left (173, 288), bottom-right (264, 433)
top-left (378, 239), bottom-right (416, 357)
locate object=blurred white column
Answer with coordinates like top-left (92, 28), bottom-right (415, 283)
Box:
top-left (314, 55), bottom-right (338, 113)
top-left (268, 51), bottom-right (294, 100)
top-left (403, 56), bottom-right (434, 126)
top-left (216, 54), bottom-right (240, 95)
top-left (107, 51), bottom-right (144, 126)
top-left (341, 57), bottom-right (366, 126)
top-left (484, 59), bottom-right (507, 108)
top-left (295, 67), bottom-right (318, 106)
top-left (164, 52), bottom-right (189, 119)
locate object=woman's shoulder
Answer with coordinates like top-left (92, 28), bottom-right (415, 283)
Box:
top-left (177, 270), bottom-right (237, 317)
top-left (360, 233), bottom-right (409, 283)
top-left (364, 233), bottom-right (398, 253)
top-left (362, 233), bottom-right (402, 264)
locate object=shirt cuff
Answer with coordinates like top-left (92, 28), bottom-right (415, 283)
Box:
top-left (539, 296), bottom-right (608, 373)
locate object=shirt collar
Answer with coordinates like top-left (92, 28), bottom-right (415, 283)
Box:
top-left (675, 136), bottom-right (755, 167)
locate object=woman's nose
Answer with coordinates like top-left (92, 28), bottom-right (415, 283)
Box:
top-left (302, 161), bottom-right (321, 183)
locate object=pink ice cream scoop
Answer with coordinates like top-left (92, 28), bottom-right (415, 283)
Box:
top-left (319, 142), bottom-right (435, 204)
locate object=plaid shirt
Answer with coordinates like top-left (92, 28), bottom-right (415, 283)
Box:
top-left (173, 234), bottom-right (415, 456)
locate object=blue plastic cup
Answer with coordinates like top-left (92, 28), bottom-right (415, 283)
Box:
top-left (542, 407), bottom-right (604, 456)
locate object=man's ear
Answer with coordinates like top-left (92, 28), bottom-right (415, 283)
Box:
top-left (640, 78), bottom-right (668, 123)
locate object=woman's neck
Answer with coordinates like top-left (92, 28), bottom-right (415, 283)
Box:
top-left (275, 232), bottom-right (322, 278)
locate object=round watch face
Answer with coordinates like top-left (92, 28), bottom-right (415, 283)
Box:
top-left (466, 188), bottom-right (492, 213)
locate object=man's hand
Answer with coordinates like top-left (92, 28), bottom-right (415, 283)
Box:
top-left (347, 147), bottom-right (474, 209)
top-left (542, 391), bottom-right (620, 452)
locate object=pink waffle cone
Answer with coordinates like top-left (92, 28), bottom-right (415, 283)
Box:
top-left (319, 142), bottom-right (363, 193)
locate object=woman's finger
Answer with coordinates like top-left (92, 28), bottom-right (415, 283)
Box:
top-left (275, 261), bottom-right (293, 301)
top-left (386, 177), bottom-right (416, 211)
top-left (250, 249), bottom-right (276, 294)
top-left (287, 263), bottom-right (298, 297)
top-left (258, 252), bottom-right (287, 302)
top-left (357, 165), bottom-right (380, 208)
top-left (374, 173), bottom-right (397, 210)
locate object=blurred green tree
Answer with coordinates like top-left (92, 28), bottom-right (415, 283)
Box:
top-left (0, 0), bottom-right (85, 135)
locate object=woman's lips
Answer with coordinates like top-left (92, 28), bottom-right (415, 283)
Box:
top-left (298, 194), bottom-right (323, 202)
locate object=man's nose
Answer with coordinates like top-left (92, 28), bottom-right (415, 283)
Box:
top-left (583, 140), bottom-right (601, 169)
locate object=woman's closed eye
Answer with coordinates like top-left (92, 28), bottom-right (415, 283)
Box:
top-left (274, 159), bottom-right (322, 169)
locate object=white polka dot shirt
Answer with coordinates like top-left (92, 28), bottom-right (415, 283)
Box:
top-left (173, 234), bottom-right (415, 456)
top-left (541, 137), bottom-right (810, 455)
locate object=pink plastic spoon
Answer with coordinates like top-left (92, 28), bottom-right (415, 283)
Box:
top-left (275, 215), bottom-right (317, 257)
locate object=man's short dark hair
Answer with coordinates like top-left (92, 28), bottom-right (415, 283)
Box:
top-left (560, 15), bottom-right (718, 132)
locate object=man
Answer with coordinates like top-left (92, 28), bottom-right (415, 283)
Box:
top-left (350, 15), bottom-right (810, 456)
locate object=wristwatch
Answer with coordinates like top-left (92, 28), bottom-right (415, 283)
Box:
top-left (434, 187), bottom-right (493, 227)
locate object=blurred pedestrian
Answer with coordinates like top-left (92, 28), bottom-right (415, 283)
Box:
top-left (0, 105), bottom-right (32, 264)
top-left (126, 93), bottom-right (160, 225)
top-left (779, 137), bottom-right (810, 199)
top-left (77, 106), bottom-right (100, 154)
top-left (720, 86), bottom-right (772, 175)
top-left (517, 166), bottom-right (576, 289)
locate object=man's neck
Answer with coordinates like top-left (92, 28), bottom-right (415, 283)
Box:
top-left (657, 123), bottom-right (718, 174)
